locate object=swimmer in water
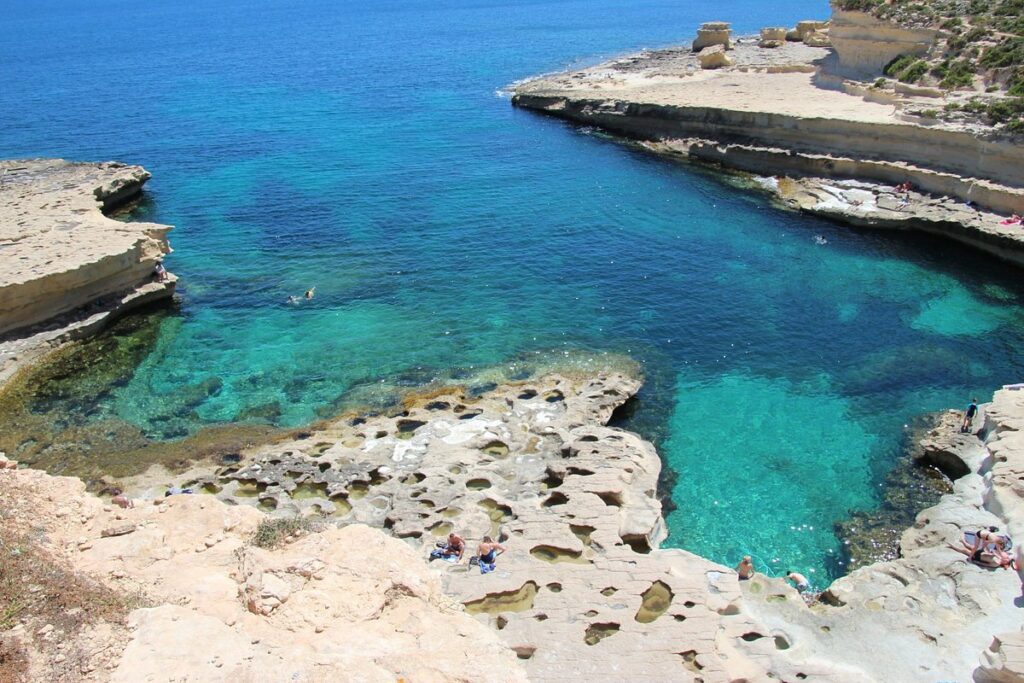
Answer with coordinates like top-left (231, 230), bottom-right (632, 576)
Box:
top-left (287, 295), bottom-right (300, 304)
top-left (814, 235), bottom-right (827, 245)
top-left (305, 287), bottom-right (315, 299)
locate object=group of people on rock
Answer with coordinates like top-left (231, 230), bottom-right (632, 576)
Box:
top-left (947, 527), bottom-right (1016, 570)
top-left (735, 556), bottom-right (812, 593)
top-left (429, 532), bottom-right (507, 575)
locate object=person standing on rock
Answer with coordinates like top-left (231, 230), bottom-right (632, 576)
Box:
top-left (736, 556), bottom-right (754, 580)
top-left (962, 398), bottom-right (979, 433)
top-left (785, 570), bottom-right (810, 593)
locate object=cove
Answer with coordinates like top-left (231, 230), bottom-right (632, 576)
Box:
top-left (3, 0), bottom-right (1024, 583)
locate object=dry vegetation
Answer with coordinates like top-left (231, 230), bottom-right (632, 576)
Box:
top-left (0, 496), bottom-right (141, 681)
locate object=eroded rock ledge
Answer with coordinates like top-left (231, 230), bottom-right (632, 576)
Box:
top-left (0, 159), bottom-right (175, 383)
top-left (511, 34), bottom-right (1024, 267)
top-left (106, 372), bottom-right (1024, 682)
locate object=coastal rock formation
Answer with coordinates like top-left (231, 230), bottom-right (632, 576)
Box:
top-left (740, 385), bottom-right (1024, 683)
top-left (788, 20), bottom-right (830, 43)
top-left (0, 454), bottom-right (526, 682)
top-left (698, 45), bottom-right (733, 69)
top-left (759, 28), bottom-right (788, 49)
top-left (123, 373), bottom-right (800, 681)
top-left (5, 361), bottom-right (1024, 681)
top-left (0, 159), bottom-right (174, 340)
top-left (511, 33), bottom-right (1024, 265)
top-left (826, 8), bottom-right (936, 79)
top-left (692, 22), bottom-right (731, 52)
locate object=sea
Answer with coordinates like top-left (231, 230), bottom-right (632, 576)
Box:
top-left (3, 0), bottom-right (1024, 585)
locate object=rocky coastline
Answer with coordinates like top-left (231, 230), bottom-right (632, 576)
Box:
top-left (511, 12), bottom-right (1024, 267)
top-left (1, 117), bottom-right (1023, 683)
top-left (4, 363), bottom-right (1024, 681)
top-left (0, 159), bottom-right (176, 387)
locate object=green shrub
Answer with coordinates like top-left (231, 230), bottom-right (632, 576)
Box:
top-left (981, 38), bottom-right (1024, 69)
top-left (899, 60), bottom-right (930, 83)
top-left (884, 54), bottom-right (917, 77)
top-left (939, 60), bottom-right (976, 89)
top-left (873, 77), bottom-right (887, 88)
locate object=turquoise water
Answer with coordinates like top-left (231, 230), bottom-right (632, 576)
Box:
top-left (4, 0), bottom-right (1024, 584)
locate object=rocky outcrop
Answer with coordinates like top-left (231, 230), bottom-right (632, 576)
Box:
top-left (759, 27), bottom-right (788, 49)
top-left (692, 22), bottom-right (731, 52)
top-left (698, 45), bottom-right (733, 69)
top-left (0, 454), bottom-right (527, 682)
top-left (825, 7), bottom-right (937, 79)
top-left (0, 159), bottom-right (174, 339)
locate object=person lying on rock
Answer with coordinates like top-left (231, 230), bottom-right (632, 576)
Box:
top-left (785, 571), bottom-right (810, 593)
top-left (110, 488), bottom-right (134, 509)
top-left (736, 556), bottom-right (754, 580)
top-left (947, 538), bottom-right (1005, 569)
top-left (429, 533), bottom-right (465, 562)
top-left (475, 536), bottom-right (507, 575)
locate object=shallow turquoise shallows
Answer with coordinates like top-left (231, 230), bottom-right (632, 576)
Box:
top-left (4, 0), bottom-right (1024, 584)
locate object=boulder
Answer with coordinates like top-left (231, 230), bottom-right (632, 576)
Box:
top-left (692, 21), bottom-right (732, 52)
top-left (759, 27), bottom-right (788, 48)
top-left (698, 45), bottom-right (734, 70)
top-left (803, 30), bottom-right (832, 47)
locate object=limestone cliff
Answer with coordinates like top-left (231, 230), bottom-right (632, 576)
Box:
top-left (0, 159), bottom-right (174, 339)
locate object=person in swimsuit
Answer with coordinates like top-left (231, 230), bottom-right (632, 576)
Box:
top-left (476, 536), bottom-right (506, 574)
top-left (430, 533), bottom-right (465, 562)
top-left (962, 399), bottom-right (979, 433)
top-left (736, 556), bottom-right (755, 580)
top-left (947, 538), bottom-right (1001, 568)
top-left (786, 570), bottom-right (810, 592)
top-left (304, 287), bottom-right (316, 300)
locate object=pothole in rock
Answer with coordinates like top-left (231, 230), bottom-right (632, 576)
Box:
top-left (596, 491), bottom-right (622, 507)
top-left (679, 650), bottom-right (704, 672)
top-left (466, 478), bottom-right (492, 490)
top-left (584, 622), bottom-right (619, 646)
top-left (531, 545), bottom-right (588, 564)
top-left (621, 534), bottom-right (652, 554)
top-left (600, 587), bottom-right (617, 597)
top-left (396, 419), bottom-right (427, 439)
top-left (428, 521), bottom-right (452, 537)
top-left (481, 441), bottom-right (510, 458)
top-left (513, 646), bottom-right (536, 660)
top-left (289, 481), bottom-right (329, 500)
top-left (347, 481), bottom-right (370, 499)
top-left (543, 390), bottom-right (565, 403)
top-left (232, 480), bottom-right (267, 498)
top-left (570, 524), bottom-right (596, 546)
top-left (329, 494), bottom-right (352, 516)
top-left (477, 499), bottom-right (514, 537)
top-left (541, 468), bottom-right (564, 490)
top-left (542, 492), bottom-right (569, 507)
top-left (635, 581), bottom-right (673, 623)
top-left (518, 389), bottom-right (538, 399)
top-left (425, 401), bottom-right (450, 411)
top-left (463, 581), bottom-right (538, 615)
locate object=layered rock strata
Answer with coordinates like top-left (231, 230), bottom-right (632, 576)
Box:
top-left (0, 159), bottom-right (174, 347)
top-left (825, 7), bottom-right (937, 79)
top-left (511, 35), bottom-right (1024, 266)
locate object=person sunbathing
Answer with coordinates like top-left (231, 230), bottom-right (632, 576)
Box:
top-left (429, 533), bottom-right (465, 562)
top-left (947, 538), bottom-right (1002, 568)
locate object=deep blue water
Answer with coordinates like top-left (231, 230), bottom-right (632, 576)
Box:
top-left (4, 0), bottom-right (1024, 584)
